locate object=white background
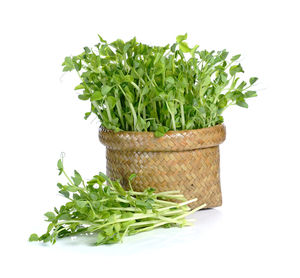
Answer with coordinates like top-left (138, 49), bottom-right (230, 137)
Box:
top-left (1, 0), bottom-right (299, 277)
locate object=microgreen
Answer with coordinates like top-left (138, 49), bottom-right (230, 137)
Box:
top-left (29, 159), bottom-right (205, 245)
top-left (63, 33), bottom-right (258, 136)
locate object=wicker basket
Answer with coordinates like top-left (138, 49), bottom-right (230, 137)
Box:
top-left (99, 124), bottom-right (226, 209)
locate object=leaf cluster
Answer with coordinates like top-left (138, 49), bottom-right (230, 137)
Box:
top-left (63, 34), bottom-right (258, 136)
top-left (29, 159), bottom-right (204, 245)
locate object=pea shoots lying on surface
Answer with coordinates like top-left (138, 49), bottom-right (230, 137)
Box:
top-left (29, 159), bottom-right (205, 245)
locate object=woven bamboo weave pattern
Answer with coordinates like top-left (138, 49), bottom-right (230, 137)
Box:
top-left (99, 125), bottom-right (226, 209)
top-left (99, 124), bottom-right (225, 152)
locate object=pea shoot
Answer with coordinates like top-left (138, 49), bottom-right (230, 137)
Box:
top-left (29, 159), bottom-right (205, 245)
top-left (62, 34), bottom-right (258, 137)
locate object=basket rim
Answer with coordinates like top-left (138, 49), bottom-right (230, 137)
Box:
top-left (99, 124), bottom-right (226, 152)
top-left (99, 124), bottom-right (224, 135)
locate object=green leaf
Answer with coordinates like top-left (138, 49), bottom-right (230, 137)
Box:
top-left (44, 212), bottom-right (56, 221)
top-left (176, 33), bottom-right (188, 43)
top-left (185, 119), bottom-right (194, 130)
top-left (114, 223), bottom-right (121, 233)
top-left (166, 76), bottom-right (175, 84)
top-left (103, 225), bottom-right (114, 236)
top-left (75, 200), bottom-right (87, 208)
top-left (236, 100), bottom-right (248, 108)
top-left (179, 42), bottom-right (191, 53)
top-left (218, 96), bottom-right (227, 108)
top-left (97, 34), bottom-right (107, 43)
top-left (78, 94), bottom-right (90, 100)
top-left (122, 75), bottom-right (134, 83)
top-left (47, 223), bottom-right (54, 233)
top-left (220, 72), bottom-right (228, 83)
top-left (29, 233), bottom-right (39, 242)
top-left (84, 47), bottom-right (91, 54)
top-left (59, 190), bottom-right (70, 198)
top-left (90, 91), bottom-right (103, 101)
top-left (98, 172), bottom-right (110, 181)
top-left (57, 183), bottom-right (63, 189)
top-left (154, 125), bottom-right (169, 137)
top-left (74, 84), bottom-right (85, 90)
top-left (154, 130), bottom-right (165, 137)
top-left (96, 232), bottom-right (106, 245)
top-left (62, 57), bottom-right (74, 72)
top-left (220, 50), bottom-right (229, 60)
top-left (106, 96), bottom-right (117, 109)
top-left (237, 81), bottom-right (247, 90)
top-left (112, 181), bottom-right (126, 196)
top-left (58, 213), bottom-right (72, 220)
top-left (170, 43), bottom-right (177, 52)
top-left (90, 192), bottom-right (98, 201)
top-left (244, 90), bottom-right (257, 98)
top-left (124, 42), bottom-right (131, 53)
top-left (250, 77), bottom-right (258, 85)
top-left (231, 54), bottom-right (241, 62)
top-left (129, 173), bottom-right (136, 181)
top-left (102, 85), bottom-right (112, 96)
top-left (72, 170), bottom-right (82, 186)
top-left (57, 159), bottom-right (63, 170)
top-left (136, 116), bottom-right (146, 131)
top-left (66, 186), bottom-right (78, 192)
top-left (229, 64), bottom-right (244, 76)
top-left (191, 45), bottom-right (199, 56)
top-left (40, 233), bottom-right (51, 243)
top-left (84, 112), bottom-right (91, 120)
top-left (110, 39), bottom-right (125, 51)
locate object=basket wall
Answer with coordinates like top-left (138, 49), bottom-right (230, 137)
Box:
top-left (99, 125), bottom-right (226, 209)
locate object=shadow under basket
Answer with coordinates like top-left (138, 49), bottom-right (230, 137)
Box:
top-left (99, 124), bottom-right (226, 209)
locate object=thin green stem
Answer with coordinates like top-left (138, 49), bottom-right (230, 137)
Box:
top-left (165, 102), bottom-right (176, 131)
top-left (104, 99), bottom-right (112, 122)
top-left (62, 169), bottom-right (74, 186)
top-left (115, 97), bottom-right (124, 129)
top-left (118, 84), bottom-right (137, 130)
top-left (180, 103), bottom-right (185, 129)
top-left (128, 102), bottom-right (137, 130)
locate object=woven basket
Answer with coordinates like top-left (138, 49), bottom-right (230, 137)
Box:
top-left (99, 124), bottom-right (226, 209)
